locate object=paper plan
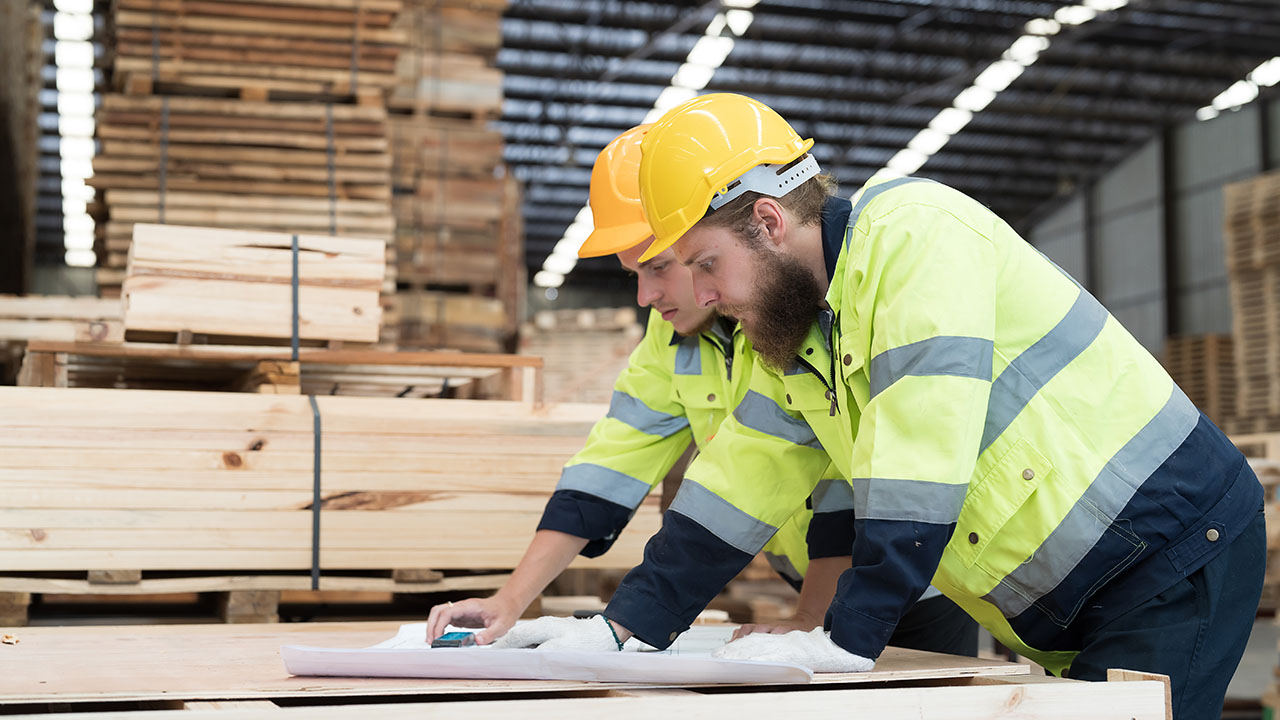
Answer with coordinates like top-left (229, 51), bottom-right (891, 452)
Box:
top-left (282, 623), bottom-right (813, 684)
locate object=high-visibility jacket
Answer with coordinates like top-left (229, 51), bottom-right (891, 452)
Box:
top-left (605, 178), bottom-right (1261, 673)
top-left (536, 310), bottom-right (837, 583)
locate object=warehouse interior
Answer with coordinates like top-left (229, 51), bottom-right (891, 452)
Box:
top-left (1, 0), bottom-right (1279, 717)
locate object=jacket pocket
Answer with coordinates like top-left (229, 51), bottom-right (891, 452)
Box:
top-left (954, 438), bottom-right (1053, 570)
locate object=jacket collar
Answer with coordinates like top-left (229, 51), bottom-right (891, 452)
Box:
top-left (820, 195), bottom-right (853, 284)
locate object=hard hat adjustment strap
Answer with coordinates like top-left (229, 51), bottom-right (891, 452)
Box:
top-left (708, 154), bottom-right (821, 211)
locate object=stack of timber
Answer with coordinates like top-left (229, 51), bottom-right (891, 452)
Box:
top-left (389, 0), bottom-right (503, 118)
top-left (17, 340), bottom-right (541, 401)
top-left (108, 0), bottom-right (405, 101)
top-left (90, 96), bottom-right (395, 295)
top-left (0, 387), bottom-right (654, 623)
top-left (122, 224), bottom-right (385, 344)
top-left (383, 0), bottom-right (520, 354)
top-left (1224, 171), bottom-right (1280, 433)
top-left (1161, 334), bottom-right (1236, 429)
top-left (1232, 433), bottom-right (1280, 611)
top-left (0, 295), bottom-right (123, 383)
top-left (521, 307), bottom-right (643, 405)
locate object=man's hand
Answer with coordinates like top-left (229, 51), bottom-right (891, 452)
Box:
top-left (730, 613), bottom-right (823, 641)
top-left (490, 614), bottom-right (621, 652)
top-left (425, 596), bottom-right (520, 646)
top-left (712, 628), bottom-right (875, 673)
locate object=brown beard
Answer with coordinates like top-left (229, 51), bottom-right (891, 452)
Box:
top-left (723, 244), bottom-right (824, 372)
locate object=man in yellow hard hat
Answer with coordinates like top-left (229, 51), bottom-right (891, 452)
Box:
top-left (425, 124), bottom-right (977, 657)
top-left (492, 95), bottom-right (1263, 719)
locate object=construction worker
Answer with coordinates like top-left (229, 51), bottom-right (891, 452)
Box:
top-left (425, 124), bottom-right (977, 656)
top-left (494, 94), bottom-right (1264, 719)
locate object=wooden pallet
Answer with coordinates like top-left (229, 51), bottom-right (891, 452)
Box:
top-left (0, 387), bottom-right (642, 573)
top-left (521, 308), bottom-right (643, 405)
top-left (1161, 334), bottom-right (1236, 427)
top-left (388, 0), bottom-right (503, 119)
top-left (384, 289), bottom-right (513, 353)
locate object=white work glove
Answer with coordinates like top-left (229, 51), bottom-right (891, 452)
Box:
top-left (712, 627), bottom-right (875, 673)
top-left (490, 614), bottom-right (620, 652)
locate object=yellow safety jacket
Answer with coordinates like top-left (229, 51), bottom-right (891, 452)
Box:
top-left (537, 310), bottom-right (829, 585)
top-left (605, 178), bottom-right (1260, 673)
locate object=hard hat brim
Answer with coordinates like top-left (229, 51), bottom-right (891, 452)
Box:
top-left (577, 221), bottom-right (655, 258)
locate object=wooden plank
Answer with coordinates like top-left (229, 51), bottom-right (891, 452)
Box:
top-left (0, 573), bottom-right (510, 595)
top-left (0, 622), bottom-right (1033, 705)
top-left (1107, 669), bottom-right (1172, 720)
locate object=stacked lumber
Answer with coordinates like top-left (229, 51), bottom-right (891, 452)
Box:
top-left (109, 0), bottom-right (405, 101)
top-left (18, 341), bottom-right (540, 401)
top-left (0, 295), bottom-right (123, 383)
top-left (123, 224), bottom-right (386, 343)
top-left (90, 95), bottom-right (395, 295)
top-left (1224, 171), bottom-right (1280, 433)
top-left (383, 289), bottom-right (509, 352)
top-left (389, 0), bottom-right (503, 117)
top-left (1161, 335), bottom-right (1235, 428)
top-left (0, 386), bottom-right (655, 572)
top-left (390, 116), bottom-right (505, 286)
top-left (521, 307), bottom-right (643, 405)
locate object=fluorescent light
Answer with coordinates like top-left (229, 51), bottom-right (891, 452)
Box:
top-left (59, 136), bottom-right (95, 159)
top-left (907, 128), bottom-right (949, 156)
top-left (53, 12), bottom-right (94, 41)
top-left (1196, 107), bottom-right (1220, 122)
top-left (1004, 36), bottom-right (1050, 66)
top-left (533, 270), bottom-right (564, 288)
top-left (672, 62), bottom-right (717, 91)
top-left (973, 60), bottom-right (1025, 92)
top-left (1213, 79), bottom-right (1259, 110)
top-left (1025, 18), bottom-right (1061, 36)
top-left (886, 149), bottom-right (928, 176)
top-left (1083, 0), bottom-right (1128, 11)
top-left (53, 0), bottom-right (93, 13)
top-left (62, 230), bottom-right (94, 249)
top-left (58, 115), bottom-right (94, 137)
top-left (55, 67), bottom-right (95, 93)
top-left (54, 40), bottom-right (94, 69)
top-left (59, 158), bottom-right (93, 180)
top-left (954, 86), bottom-right (996, 112)
top-left (687, 35), bottom-right (735, 68)
top-left (1055, 5), bottom-right (1098, 25)
top-left (721, 0), bottom-right (760, 8)
top-left (552, 237), bottom-right (584, 256)
top-left (65, 249), bottom-right (97, 267)
top-left (1248, 57), bottom-right (1280, 88)
top-left (653, 86), bottom-right (698, 113)
top-left (56, 93), bottom-right (94, 116)
top-left (61, 178), bottom-right (94, 201)
top-left (543, 252), bottom-right (578, 275)
top-left (725, 9), bottom-right (754, 36)
top-left (929, 108), bottom-right (973, 135)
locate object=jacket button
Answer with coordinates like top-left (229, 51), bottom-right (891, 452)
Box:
top-left (706, 393), bottom-right (716, 402)
top-left (669, 631), bottom-right (678, 642)
top-left (968, 532), bottom-right (979, 544)
top-left (1206, 528), bottom-right (1220, 542)
top-left (786, 394), bottom-right (792, 404)
top-left (843, 354), bottom-right (852, 366)
top-left (1022, 468), bottom-right (1035, 480)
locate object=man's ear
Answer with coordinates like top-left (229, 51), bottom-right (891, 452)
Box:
top-left (753, 197), bottom-right (787, 249)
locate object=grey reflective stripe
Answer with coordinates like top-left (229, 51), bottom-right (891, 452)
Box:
top-left (674, 337), bottom-right (701, 375)
top-left (608, 390), bottom-right (690, 437)
top-left (980, 289), bottom-right (1108, 453)
top-left (982, 385), bottom-right (1199, 620)
top-left (869, 336), bottom-right (994, 399)
top-left (734, 390), bottom-right (824, 450)
top-left (556, 463), bottom-right (652, 510)
top-left (850, 477), bottom-right (968, 524)
top-left (668, 479), bottom-right (778, 555)
top-left (845, 177), bottom-right (935, 250)
top-left (811, 478), bottom-right (856, 514)
top-left (764, 552), bottom-right (804, 583)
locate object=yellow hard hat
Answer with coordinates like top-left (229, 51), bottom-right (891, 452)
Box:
top-left (577, 124), bottom-right (653, 258)
top-left (638, 93), bottom-right (816, 261)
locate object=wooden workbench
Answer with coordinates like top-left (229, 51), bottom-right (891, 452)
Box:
top-left (0, 621), bottom-right (1171, 718)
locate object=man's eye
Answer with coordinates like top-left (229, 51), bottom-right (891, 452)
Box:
top-left (652, 263), bottom-right (667, 273)
top-left (699, 259), bottom-right (714, 271)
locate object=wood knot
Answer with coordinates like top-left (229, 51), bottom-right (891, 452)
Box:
top-left (29, 529), bottom-right (47, 542)
top-left (222, 452), bottom-right (244, 468)
top-left (247, 439), bottom-right (266, 452)
top-left (352, 307), bottom-right (363, 316)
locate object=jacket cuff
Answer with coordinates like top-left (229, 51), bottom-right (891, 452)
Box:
top-left (605, 584), bottom-right (689, 650)
top-left (537, 490), bottom-right (634, 558)
top-left (807, 509), bottom-right (856, 558)
top-left (827, 594), bottom-right (898, 659)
